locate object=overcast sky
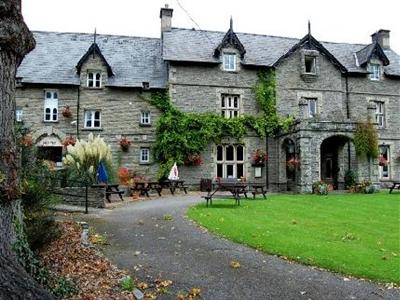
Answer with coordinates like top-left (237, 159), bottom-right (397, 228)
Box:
top-left (22, 0), bottom-right (399, 52)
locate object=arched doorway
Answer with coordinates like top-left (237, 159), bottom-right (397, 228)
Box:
top-left (320, 135), bottom-right (351, 189)
top-left (282, 138), bottom-right (297, 191)
top-left (36, 135), bottom-right (63, 167)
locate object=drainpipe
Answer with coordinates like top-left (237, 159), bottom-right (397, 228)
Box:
top-left (266, 136), bottom-right (269, 189)
top-left (76, 87), bottom-right (80, 139)
top-left (345, 74), bottom-right (351, 171)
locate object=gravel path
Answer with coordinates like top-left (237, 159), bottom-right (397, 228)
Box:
top-left (82, 194), bottom-right (399, 300)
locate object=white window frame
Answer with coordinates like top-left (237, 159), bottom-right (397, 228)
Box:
top-left (306, 98), bottom-right (318, 118)
top-left (140, 148), bottom-right (150, 163)
top-left (375, 101), bottom-right (385, 128)
top-left (216, 144), bottom-right (244, 178)
top-left (16, 108), bottom-right (23, 122)
top-left (84, 110), bottom-right (101, 129)
top-left (223, 53), bottom-right (237, 71)
top-left (140, 111), bottom-right (151, 125)
top-left (221, 94), bottom-right (240, 118)
top-left (379, 145), bottom-right (390, 179)
top-left (44, 90), bottom-right (58, 122)
top-left (87, 71), bottom-right (102, 88)
top-left (368, 63), bottom-right (381, 81)
top-left (304, 56), bottom-right (316, 74)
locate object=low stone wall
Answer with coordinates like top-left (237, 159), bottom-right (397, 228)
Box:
top-left (62, 187), bottom-right (105, 208)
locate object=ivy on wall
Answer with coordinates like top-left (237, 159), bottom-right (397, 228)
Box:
top-left (353, 118), bottom-right (379, 159)
top-left (148, 70), bottom-right (293, 178)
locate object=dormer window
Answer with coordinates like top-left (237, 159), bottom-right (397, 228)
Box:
top-left (305, 56), bottom-right (316, 74)
top-left (87, 71), bottom-right (101, 88)
top-left (368, 63), bottom-right (381, 81)
top-left (223, 53), bottom-right (236, 71)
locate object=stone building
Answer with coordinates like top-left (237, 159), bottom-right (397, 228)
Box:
top-left (16, 6), bottom-right (400, 192)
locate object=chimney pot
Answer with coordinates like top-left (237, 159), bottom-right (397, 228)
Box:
top-left (371, 29), bottom-right (390, 49)
top-left (160, 5), bottom-right (173, 33)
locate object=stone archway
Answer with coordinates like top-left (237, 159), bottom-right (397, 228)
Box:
top-left (320, 135), bottom-right (352, 189)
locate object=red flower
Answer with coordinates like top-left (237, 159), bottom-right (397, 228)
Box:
top-left (62, 105), bottom-right (72, 118)
top-left (21, 134), bottom-right (33, 146)
top-left (63, 136), bottom-right (76, 147)
top-left (252, 149), bottom-right (268, 165)
top-left (184, 154), bottom-right (202, 166)
top-left (119, 137), bottom-right (131, 151)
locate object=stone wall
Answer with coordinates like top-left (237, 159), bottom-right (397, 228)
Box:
top-left (62, 186), bottom-right (105, 208)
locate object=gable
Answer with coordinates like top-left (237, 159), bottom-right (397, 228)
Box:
top-left (355, 42), bottom-right (390, 67)
top-left (76, 43), bottom-right (113, 76)
top-left (214, 26), bottom-right (246, 59)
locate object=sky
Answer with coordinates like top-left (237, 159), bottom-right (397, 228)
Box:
top-left (22, 0), bottom-right (399, 53)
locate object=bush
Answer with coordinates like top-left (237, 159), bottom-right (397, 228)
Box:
top-left (312, 181), bottom-right (330, 195)
top-left (348, 180), bottom-right (377, 194)
top-left (119, 275), bottom-right (135, 292)
top-left (344, 170), bottom-right (357, 189)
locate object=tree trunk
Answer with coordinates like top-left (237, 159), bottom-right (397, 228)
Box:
top-left (0, 1), bottom-right (53, 299)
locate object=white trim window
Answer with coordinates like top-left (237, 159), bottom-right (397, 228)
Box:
top-left (375, 101), bottom-right (385, 127)
top-left (216, 144), bottom-right (244, 178)
top-left (306, 98), bottom-right (318, 118)
top-left (16, 108), bottom-right (23, 122)
top-left (87, 71), bottom-right (101, 88)
top-left (304, 56), bottom-right (316, 74)
top-left (379, 145), bottom-right (390, 179)
top-left (368, 63), bottom-right (381, 81)
top-left (221, 94), bottom-right (240, 118)
top-left (140, 148), bottom-right (150, 163)
top-left (44, 91), bottom-right (58, 122)
top-left (223, 53), bottom-right (236, 71)
top-left (140, 111), bottom-right (151, 125)
top-left (84, 110), bottom-right (101, 128)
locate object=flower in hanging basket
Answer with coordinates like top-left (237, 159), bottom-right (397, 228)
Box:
top-left (119, 137), bottom-right (131, 151)
top-left (21, 134), bottom-right (33, 147)
top-left (184, 153), bottom-right (202, 166)
top-left (378, 154), bottom-right (388, 167)
top-left (62, 105), bottom-right (72, 118)
top-left (118, 167), bottom-right (130, 185)
top-left (63, 136), bottom-right (76, 147)
top-left (287, 157), bottom-right (300, 170)
top-left (252, 149), bottom-right (268, 166)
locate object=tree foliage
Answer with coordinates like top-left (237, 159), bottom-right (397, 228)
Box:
top-left (149, 70), bottom-right (293, 178)
top-left (353, 118), bottom-right (379, 159)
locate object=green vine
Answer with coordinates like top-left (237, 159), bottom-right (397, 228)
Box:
top-left (149, 70), bottom-right (293, 178)
top-left (353, 118), bottom-right (379, 159)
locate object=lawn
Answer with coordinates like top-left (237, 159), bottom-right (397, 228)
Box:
top-left (187, 193), bottom-right (400, 283)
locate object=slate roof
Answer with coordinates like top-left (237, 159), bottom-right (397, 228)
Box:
top-left (163, 28), bottom-right (400, 77)
top-left (17, 31), bottom-right (167, 88)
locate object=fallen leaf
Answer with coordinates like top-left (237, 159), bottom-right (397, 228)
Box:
top-left (137, 282), bottom-right (149, 290)
top-left (230, 260), bottom-right (241, 269)
top-left (189, 287), bottom-right (201, 296)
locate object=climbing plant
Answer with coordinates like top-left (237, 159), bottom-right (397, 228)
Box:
top-left (353, 118), bottom-right (379, 159)
top-left (149, 70), bottom-right (293, 178)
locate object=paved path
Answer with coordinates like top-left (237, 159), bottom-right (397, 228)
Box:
top-left (81, 194), bottom-right (399, 300)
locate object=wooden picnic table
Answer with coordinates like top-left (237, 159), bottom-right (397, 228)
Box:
top-left (92, 183), bottom-right (124, 203)
top-left (203, 180), bottom-right (248, 207)
top-left (389, 181), bottom-right (400, 193)
top-left (131, 181), bottom-right (162, 197)
top-left (159, 180), bottom-right (188, 195)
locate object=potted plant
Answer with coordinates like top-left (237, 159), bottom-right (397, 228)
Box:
top-left (252, 149), bottom-right (268, 166)
top-left (63, 136), bottom-right (76, 148)
top-left (119, 137), bottom-right (131, 152)
top-left (184, 153), bottom-right (202, 166)
top-left (287, 157), bottom-right (300, 171)
top-left (62, 105), bottom-right (72, 118)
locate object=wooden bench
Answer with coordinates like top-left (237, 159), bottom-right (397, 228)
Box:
top-left (389, 182), bottom-right (400, 193)
top-left (202, 179), bottom-right (248, 207)
top-left (251, 184), bottom-right (267, 199)
top-left (132, 181), bottom-right (162, 197)
top-left (92, 184), bottom-right (124, 203)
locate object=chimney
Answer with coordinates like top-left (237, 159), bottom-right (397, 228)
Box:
top-left (160, 4), bottom-right (173, 33)
top-left (371, 29), bottom-right (390, 49)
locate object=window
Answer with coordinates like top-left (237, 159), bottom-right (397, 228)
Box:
top-left (375, 101), bottom-right (385, 127)
top-left (304, 56), bottom-right (316, 74)
top-left (306, 98), bottom-right (317, 118)
top-left (379, 145), bottom-right (390, 179)
top-left (221, 94), bottom-right (240, 118)
top-left (16, 108), bottom-right (23, 122)
top-left (84, 110), bottom-right (101, 128)
top-left (44, 91), bottom-right (58, 122)
top-left (87, 71), bottom-right (101, 88)
top-left (368, 63), bottom-right (381, 81)
top-left (216, 144), bottom-right (244, 178)
top-left (223, 53), bottom-right (236, 71)
top-left (140, 148), bottom-right (150, 163)
top-left (140, 111), bottom-right (151, 125)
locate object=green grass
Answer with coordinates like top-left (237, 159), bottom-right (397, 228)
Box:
top-left (187, 193), bottom-right (400, 283)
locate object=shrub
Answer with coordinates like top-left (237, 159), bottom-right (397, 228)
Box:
top-left (348, 180), bottom-right (377, 194)
top-left (344, 170), bottom-right (357, 189)
top-left (119, 276), bottom-right (135, 292)
top-left (312, 181), bottom-right (330, 195)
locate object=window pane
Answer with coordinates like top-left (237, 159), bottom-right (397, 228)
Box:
top-left (95, 73), bottom-right (101, 80)
top-left (94, 120), bottom-right (100, 127)
top-left (45, 108), bottom-right (51, 120)
top-left (94, 111), bottom-right (100, 120)
top-left (226, 165), bottom-right (234, 177)
top-left (53, 92), bottom-right (58, 99)
top-left (237, 164), bottom-right (243, 178)
top-left (237, 145), bottom-right (243, 161)
top-left (217, 164), bottom-right (223, 178)
top-left (52, 108), bottom-right (57, 120)
top-left (221, 96), bottom-right (225, 108)
top-left (216, 145), bottom-right (223, 161)
top-left (46, 92), bottom-right (51, 99)
top-left (226, 145), bottom-right (234, 161)
top-left (234, 97), bottom-right (238, 108)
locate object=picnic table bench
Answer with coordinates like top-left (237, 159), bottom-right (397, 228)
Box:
top-left (160, 180), bottom-right (188, 195)
top-left (389, 181), bottom-right (400, 193)
top-left (202, 179), bottom-right (248, 207)
top-left (131, 181), bottom-right (162, 197)
top-left (92, 183), bottom-right (124, 203)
